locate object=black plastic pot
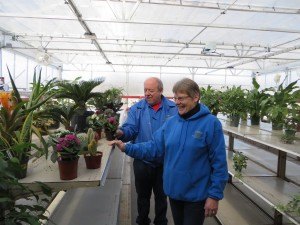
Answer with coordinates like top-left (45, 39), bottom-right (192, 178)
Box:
top-left (71, 111), bottom-right (94, 132)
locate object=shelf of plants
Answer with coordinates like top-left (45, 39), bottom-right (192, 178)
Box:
top-left (19, 139), bottom-right (114, 193)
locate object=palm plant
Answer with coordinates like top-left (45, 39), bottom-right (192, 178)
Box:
top-left (55, 78), bottom-right (105, 114)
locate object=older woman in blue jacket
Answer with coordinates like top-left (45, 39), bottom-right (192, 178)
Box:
top-left (111, 78), bottom-right (228, 225)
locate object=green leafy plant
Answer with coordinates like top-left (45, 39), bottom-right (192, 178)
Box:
top-left (280, 133), bottom-right (296, 144)
top-left (200, 85), bottom-right (222, 116)
top-left (276, 194), bottom-right (300, 216)
top-left (0, 67), bottom-right (55, 164)
top-left (261, 79), bottom-right (300, 129)
top-left (246, 78), bottom-right (269, 124)
top-left (89, 87), bottom-right (123, 113)
top-left (222, 86), bottom-right (248, 118)
top-left (233, 151), bottom-right (248, 179)
top-left (0, 152), bottom-right (52, 224)
top-left (44, 103), bottom-right (77, 131)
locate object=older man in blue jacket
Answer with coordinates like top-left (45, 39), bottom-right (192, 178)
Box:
top-left (116, 77), bottom-right (177, 225)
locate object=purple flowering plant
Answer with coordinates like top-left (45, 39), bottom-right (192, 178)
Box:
top-left (50, 130), bottom-right (82, 162)
top-left (103, 109), bottom-right (119, 132)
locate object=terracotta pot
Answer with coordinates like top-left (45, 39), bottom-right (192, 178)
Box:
top-left (84, 152), bottom-right (103, 169)
top-left (57, 157), bottom-right (79, 180)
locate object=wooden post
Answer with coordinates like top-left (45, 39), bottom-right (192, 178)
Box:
top-left (277, 151), bottom-right (287, 179)
top-left (274, 210), bottom-right (283, 225)
top-left (228, 133), bottom-right (234, 151)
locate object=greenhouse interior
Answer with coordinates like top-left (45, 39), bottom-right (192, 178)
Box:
top-left (0, 0), bottom-right (299, 225)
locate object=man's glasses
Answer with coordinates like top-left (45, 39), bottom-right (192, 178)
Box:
top-left (173, 96), bottom-right (190, 102)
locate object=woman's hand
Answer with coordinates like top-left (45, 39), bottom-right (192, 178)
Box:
top-left (108, 140), bottom-right (126, 152)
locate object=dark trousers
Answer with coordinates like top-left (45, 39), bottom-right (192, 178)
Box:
top-left (169, 198), bottom-right (205, 225)
top-left (133, 159), bottom-right (168, 225)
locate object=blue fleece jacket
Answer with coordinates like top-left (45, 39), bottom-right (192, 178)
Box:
top-left (125, 103), bottom-right (228, 202)
top-left (119, 96), bottom-right (177, 166)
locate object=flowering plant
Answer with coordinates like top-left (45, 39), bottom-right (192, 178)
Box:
top-left (50, 130), bottom-right (82, 162)
top-left (103, 109), bottom-right (119, 132)
top-left (87, 110), bottom-right (105, 131)
top-left (284, 117), bottom-right (299, 131)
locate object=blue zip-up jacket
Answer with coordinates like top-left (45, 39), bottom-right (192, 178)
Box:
top-left (125, 103), bottom-right (228, 201)
top-left (119, 96), bottom-right (177, 166)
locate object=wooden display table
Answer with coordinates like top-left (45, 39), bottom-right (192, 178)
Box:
top-left (219, 118), bottom-right (299, 179)
top-left (19, 139), bottom-right (114, 193)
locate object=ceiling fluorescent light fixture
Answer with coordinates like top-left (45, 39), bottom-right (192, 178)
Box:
top-left (202, 42), bottom-right (217, 54)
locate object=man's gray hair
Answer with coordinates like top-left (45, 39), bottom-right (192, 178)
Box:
top-left (146, 77), bottom-right (163, 91)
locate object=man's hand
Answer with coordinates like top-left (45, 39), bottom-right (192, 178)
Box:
top-left (204, 197), bottom-right (219, 217)
top-left (108, 140), bottom-right (126, 152)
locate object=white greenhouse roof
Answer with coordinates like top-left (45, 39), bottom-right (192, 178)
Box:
top-left (1, 0), bottom-right (300, 77)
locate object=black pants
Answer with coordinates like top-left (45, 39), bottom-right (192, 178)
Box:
top-left (133, 159), bottom-right (168, 225)
top-left (169, 198), bottom-right (205, 225)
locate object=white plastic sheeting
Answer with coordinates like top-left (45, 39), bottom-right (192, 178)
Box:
top-left (0, 0), bottom-right (299, 93)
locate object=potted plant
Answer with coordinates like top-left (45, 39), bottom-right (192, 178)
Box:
top-left (200, 85), bottom-right (222, 116)
top-left (0, 67), bottom-right (55, 178)
top-left (233, 151), bottom-right (248, 179)
top-left (81, 128), bottom-right (102, 169)
top-left (246, 78), bottom-right (269, 125)
top-left (44, 103), bottom-right (77, 131)
top-left (276, 194), bottom-right (300, 216)
top-left (0, 152), bottom-right (52, 224)
top-left (49, 131), bottom-right (81, 180)
top-left (222, 86), bottom-right (247, 127)
top-left (102, 109), bottom-right (119, 141)
top-left (86, 110), bottom-right (105, 139)
top-left (261, 80), bottom-right (300, 130)
top-left (55, 77), bottom-right (105, 132)
top-left (280, 114), bottom-right (299, 144)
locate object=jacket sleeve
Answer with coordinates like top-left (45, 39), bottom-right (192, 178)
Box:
top-left (119, 106), bottom-right (139, 142)
top-left (207, 119), bottom-right (228, 200)
top-left (124, 126), bottom-right (165, 163)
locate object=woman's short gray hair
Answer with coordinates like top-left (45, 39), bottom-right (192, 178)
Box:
top-left (172, 78), bottom-right (200, 98)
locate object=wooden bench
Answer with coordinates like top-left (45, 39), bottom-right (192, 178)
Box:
top-left (227, 151), bottom-right (300, 225)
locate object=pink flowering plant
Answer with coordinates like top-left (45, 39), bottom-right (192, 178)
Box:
top-left (49, 130), bottom-right (82, 162)
top-left (103, 109), bottom-right (119, 132)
